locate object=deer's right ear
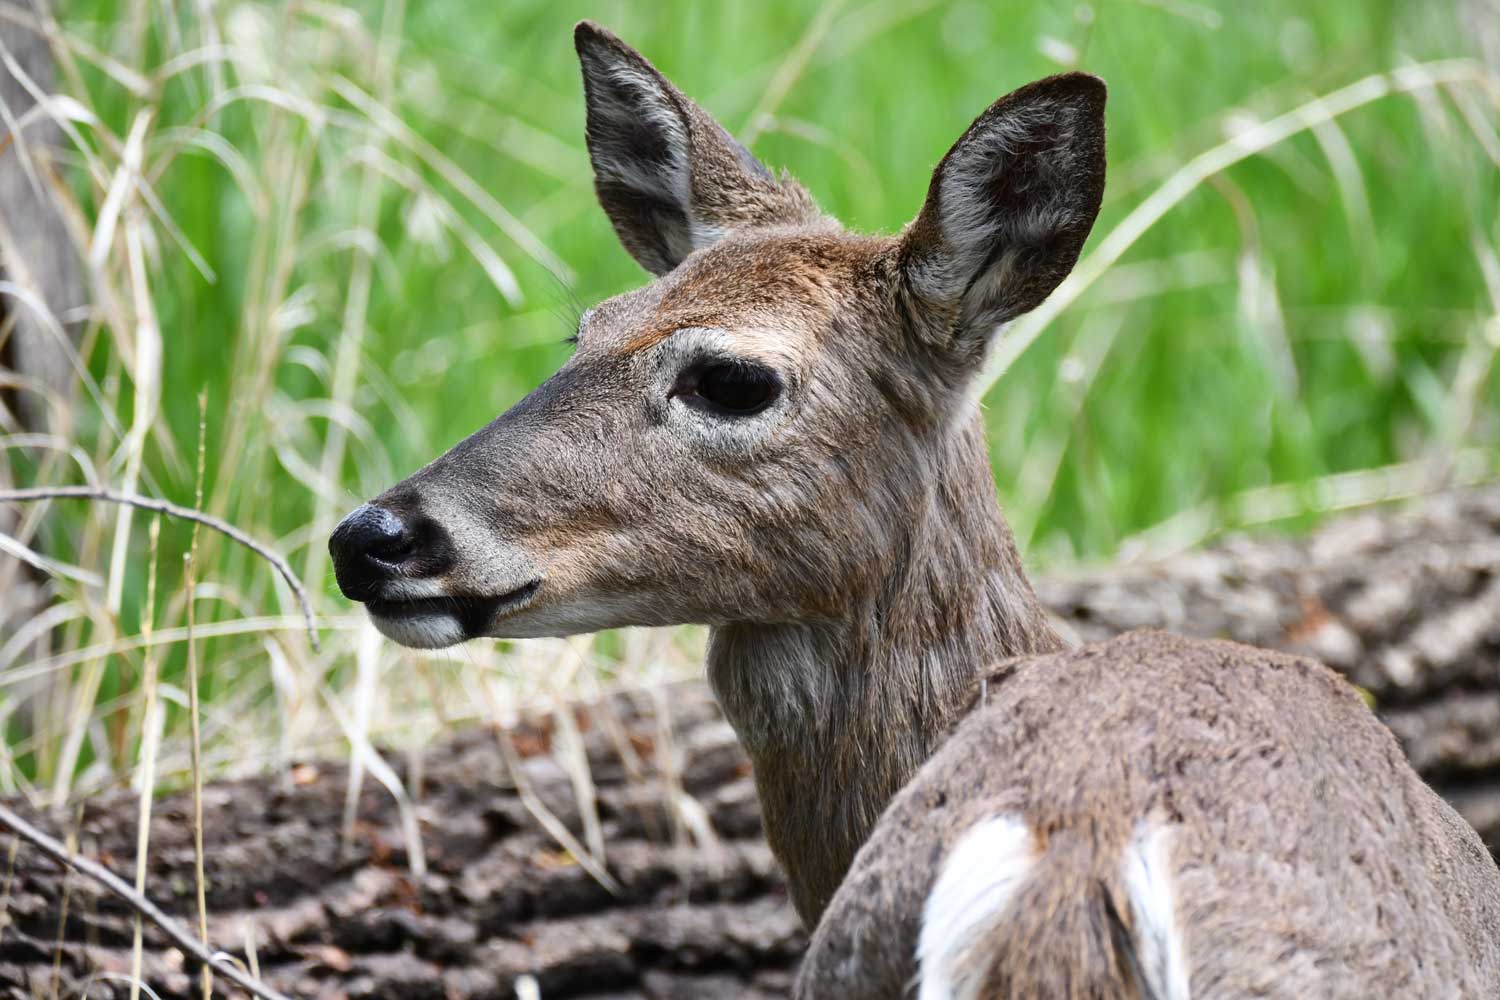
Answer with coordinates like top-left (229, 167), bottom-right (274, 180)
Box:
top-left (899, 74), bottom-right (1106, 360)
top-left (574, 21), bottom-right (819, 276)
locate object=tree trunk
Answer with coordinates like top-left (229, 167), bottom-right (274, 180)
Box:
top-left (3, 487), bottom-right (1498, 999)
top-left (0, 0), bottom-right (86, 651)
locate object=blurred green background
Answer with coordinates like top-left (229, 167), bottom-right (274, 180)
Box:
top-left (63, 0), bottom-right (1500, 557)
top-left (4, 0), bottom-right (1498, 792)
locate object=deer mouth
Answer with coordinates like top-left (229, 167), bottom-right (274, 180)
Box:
top-left (364, 579), bottom-right (542, 647)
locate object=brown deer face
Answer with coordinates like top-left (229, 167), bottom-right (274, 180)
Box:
top-left (330, 21), bottom-right (1105, 649)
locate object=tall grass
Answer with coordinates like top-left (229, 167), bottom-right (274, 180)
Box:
top-left (0, 0), bottom-right (1497, 806)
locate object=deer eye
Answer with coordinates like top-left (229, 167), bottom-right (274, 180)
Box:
top-left (676, 360), bottom-right (782, 417)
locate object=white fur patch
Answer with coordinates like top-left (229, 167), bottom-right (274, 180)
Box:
top-left (649, 327), bottom-right (798, 455)
top-left (917, 814), bottom-right (1035, 1000)
top-left (580, 54), bottom-right (725, 262)
top-left (367, 609), bottom-right (466, 649)
top-left (1121, 821), bottom-right (1191, 1000)
top-left (588, 60), bottom-right (690, 203)
top-left (906, 97), bottom-right (1083, 325)
top-left (709, 622), bottom-right (833, 754)
top-left (377, 577), bottom-right (451, 602)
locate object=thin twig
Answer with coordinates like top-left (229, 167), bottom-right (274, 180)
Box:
top-left (186, 396), bottom-right (212, 1000)
top-left (0, 803), bottom-right (295, 1000)
top-left (0, 486), bottom-right (319, 649)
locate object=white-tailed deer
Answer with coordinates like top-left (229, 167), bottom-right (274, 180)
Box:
top-left (330, 22), bottom-right (1500, 998)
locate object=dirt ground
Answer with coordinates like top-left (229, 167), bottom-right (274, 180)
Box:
top-left (3, 487), bottom-right (1498, 999)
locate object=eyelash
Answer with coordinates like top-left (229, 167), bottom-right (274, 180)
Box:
top-left (568, 306), bottom-right (595, 348)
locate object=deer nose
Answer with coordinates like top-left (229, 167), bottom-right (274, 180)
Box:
top-left (329, 504), bottom-right (452, 600)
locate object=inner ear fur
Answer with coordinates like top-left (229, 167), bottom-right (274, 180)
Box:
top-left (899, 73), bottom-right (1107, 353)
top-left (574, 21), bottom-right (821, 276)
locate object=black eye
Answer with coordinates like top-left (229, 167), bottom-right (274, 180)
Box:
top-left (677, 360), bottom-right (782, 417)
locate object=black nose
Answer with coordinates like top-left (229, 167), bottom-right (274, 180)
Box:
top-left (329, 503), bottom-right (452, 601)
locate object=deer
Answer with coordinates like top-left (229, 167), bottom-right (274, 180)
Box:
top-left (329, 21), bottom-right (1500, 999)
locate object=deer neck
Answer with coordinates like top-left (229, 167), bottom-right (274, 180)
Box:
top-left (706, 411), bottom-right (1062, 925)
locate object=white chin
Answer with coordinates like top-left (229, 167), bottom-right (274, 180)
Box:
top-left (368, 611), bottom-right (467, 649)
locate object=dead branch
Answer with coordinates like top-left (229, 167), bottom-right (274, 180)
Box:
top-left (0, 485), bottom-right (320, 650)
top-left (0, 802), bottom-right (297, 1000)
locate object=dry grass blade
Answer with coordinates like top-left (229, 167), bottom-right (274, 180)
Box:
top-left (244, 921), bottom-right (260, 982)
top-left (128, 517), bottom-right (162, 1000)
top-left (0, 834), bottom-right (18, 951)
top-left (320, 670), bottom-right (429, 879)
top-left (0, 603), bottom-right (81, 683)
top-left (0, 36), bottom-right (46, 200)
top-left (339, 622), bottom-right (378, 859)
top-left (92, 974), bottom-right (164, 1000)
top-left (184, 399), bottom-right (211, 1000)
top-left (497, 724), bottom-right (620, 894)
top-left (147, 126), bottom-right (268, 216)
top-left (0, 804), bottom-right (294, 1000)
top-left (0, 615), bottom-right (360, 692)
top-left (0, 432), bottom-right (102, 485)
top-left (739, 0), bottom-right (848, 146)
top-left (48, 824), bottom-right (75, 1000)
top-left (1120, 449), bottom-right (1499, 557)
top-left (303, 0), bottom-right (406, 601)
top-left (476, 676), bottom-right (621, 894)
top-left (1443, 232), bottom-right (1500, 471)
top-left (0, 1), bottom-right (151, 95)
top-left (551, 698), bottom-right (606, 867)
top-left (0, 486), bottom-right (319, 648)
top-left (106, 206), bottom-right (164, 621)
top-left (329, 74), bottom-right (572, 284)
top-left (89, 109), bottom-right (153, 274)
top-left (0, 530), bottom-right (103, 586)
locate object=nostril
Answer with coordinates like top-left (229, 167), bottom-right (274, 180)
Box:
top-left (392, 514), bottom-right (454, 578)
top-left (331, 504), bottom-right (404, 554)
top-left (364, 519), bottom-right (417, 566)
top-left (330, 503), bottom-right (411, 580)
top-left (329, 504), bottom-right (455, 601)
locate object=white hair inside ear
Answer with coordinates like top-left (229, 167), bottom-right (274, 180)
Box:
top-left (901, 73), bottom-right (1107, 344)
top-left (574, 20), bottom-right (821, 275)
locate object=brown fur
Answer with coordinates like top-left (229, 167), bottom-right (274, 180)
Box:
top-left (334, 22), bottom-right (1500, 998)
top-left (797, 633), bottom-right (1500, 998)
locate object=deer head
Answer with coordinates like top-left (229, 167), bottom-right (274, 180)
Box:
top-left (329, 21), bottom-right (1105, 656)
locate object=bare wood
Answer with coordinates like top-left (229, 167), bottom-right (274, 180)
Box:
top-left (0, 687), bottom-right (803, 999)
top-left (0, 486), bottom-right (319, 649)
top-left (0, 803), bottom-right (295, 1000)
top-left (0, 0), bottom-right (86, 713)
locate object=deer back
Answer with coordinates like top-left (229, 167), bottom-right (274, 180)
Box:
top-left (797, 630), bottom-right (1500, 999)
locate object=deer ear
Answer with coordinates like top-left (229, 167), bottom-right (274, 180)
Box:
top-left (899, 74), bottom-right (1106, 354)
top-left (574, 21), bottom-right (820, 276)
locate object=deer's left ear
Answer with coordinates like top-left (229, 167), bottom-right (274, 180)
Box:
top-left (899, 73), bottom-right (1106, 353)
top-left (575, 21), bottom-right (820, 276)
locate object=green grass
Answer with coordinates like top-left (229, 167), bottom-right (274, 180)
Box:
top-left (3, 0), bottom-right (1498, 795)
